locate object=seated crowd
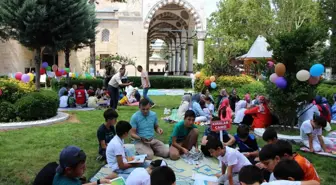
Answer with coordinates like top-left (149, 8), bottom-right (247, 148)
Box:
top-left (36, 88), bottom-right (336, 185)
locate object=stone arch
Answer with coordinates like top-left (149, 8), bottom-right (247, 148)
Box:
top-left (149, 12), bottom-right (188, 30)
top-left (144, 0), bottom-right (203, 30)
top-left (148, 22), bottom-right (181, 38)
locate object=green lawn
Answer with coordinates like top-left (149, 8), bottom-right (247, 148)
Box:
top-left (0, 96), bottom-right (335, 185)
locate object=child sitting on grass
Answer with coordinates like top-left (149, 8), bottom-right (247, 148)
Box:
top-left (234, 125), bottom-right (259, 164)
top-left (169, 110), bottom-right (199, 160)
top-left (87, 91), bottom-right (98, 108)
top-left (200, 99), bottom-right (212, 119)
top-left (53, 146), bottom-right (115, 185)
top-left (150, 166), bottom-right (176, 185)
top-left (59, 91), bottom-right (69, 108)
top-left (206, 137), bottom-right (251, 185)
top-left (205, 96), bottom-right (215, 115)
top-left (262, 127), bottom-right (278, 144)
top-left (119, 91), bottom-right (129, 105)
top-left (126, 160), bottom-right (168, 185)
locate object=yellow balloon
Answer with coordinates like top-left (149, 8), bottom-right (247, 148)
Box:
top-left (195, 72), bottom-right (201, 78)
top-left (28, 73), bottom-right (34, 81)
top-left (72, 73), bottom-right (76, 78)
top-left (210, 76), bottom-right (216, 82)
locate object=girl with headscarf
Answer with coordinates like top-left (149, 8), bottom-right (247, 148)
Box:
top-left (315, 95), bottom-right (331, 123)
top-left (177, 94), bottom-right (192, 121)
top-left (229, 88), bottom-right (240, 112)
top-left (216, 89), bottom-right (228, 110)
top-left (233, 101), bottom-right (247, 124)
top-left (218, 99), bottom-right (233, 123)
top-left (332, 94), bottom-right (336, 123)
top-left (192, 94), bottom-right (210, 122)
top-left (244, 96), bottom-right (272, 129)
top-left (201, 88), bottom-right (215, 104)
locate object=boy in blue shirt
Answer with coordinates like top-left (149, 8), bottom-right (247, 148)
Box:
top-left (169, 110), bottom-right (199, 160)
top-left (234, 125), bottom-right (259, 164)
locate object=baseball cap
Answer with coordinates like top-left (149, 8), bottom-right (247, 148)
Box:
top-left (150, 159), bottom-right (167, 168)
top-left (56, 146), bottom-right (87, 173)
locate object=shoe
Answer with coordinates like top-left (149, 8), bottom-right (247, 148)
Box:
top-left (151, 104), bottom-right (156, 108)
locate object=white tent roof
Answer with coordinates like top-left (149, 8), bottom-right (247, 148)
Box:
top-left (238, 35), bottom-right (273, 59)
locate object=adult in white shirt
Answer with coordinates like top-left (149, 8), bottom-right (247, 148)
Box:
top-left (108, 68), bottom-right (133, 110)
top-left (234, 101), bottom-right (247, 124)
top-left (126, 160), bottom-right (167, 185)
top-left (137, 65), bottom-right (155, 107)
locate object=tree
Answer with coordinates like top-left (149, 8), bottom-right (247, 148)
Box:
top-left (0, 0), bottom-right (51, 90)
top-left (0, 12), bottom-right (9, 42)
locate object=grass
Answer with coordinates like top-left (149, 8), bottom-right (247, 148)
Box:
top-left (0, 96), bottom-right (336, 185)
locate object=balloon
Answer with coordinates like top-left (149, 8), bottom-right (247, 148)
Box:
top-left (210, 82), bottom-right (217, 89)
top-left (52, 64), bottom-right (58, 72)
top-left (267, 61), bottom-right (274, 68)
top-left (55, 70), bottom-right (63, 77)
top-left (210, 76), bottom-right (216, 82)
top-left (296, 70), bottom-right (310, 81)
top-left (71, 73), bottom-right (76, 78)
top-left (64, 68), bottom-right (70, 73)
top-left (46, 66), bottom-right (52, 71)
top-left (269, 73), bottom-right (278, 83)
top-left (42, 62), bottom-right (49, 69)
top-left (21, 74), bottom-right (30, 83)
top-left (310, 64), bottom-right (324, 77)
top-left (204, 79), bottom-right (211, 86)
top-left (47, 71), bottom-right (55, 77)
top-left (308, 76), bottom-right (320, 85)
top-left (28, 73), bottom-right (34, 81)
top-left (15, 72), bottom-right (23, 80)
top-left (40, 68), bottom-right (46, 75)
top-left (195, 72), bottom-right (201, 78)
top-left (275, 63), bottom-right (286, 76)
top-left (275, 77), bottom-right (287, 89)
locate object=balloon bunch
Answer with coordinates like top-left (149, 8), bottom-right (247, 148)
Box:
top-left (269, 63), bottom-right (287, 89)
top-left (296, 64), bottom-right (324, 85)
top-left (204, 76), bottom-right (217, 89)
top-left (14, 72), bottom-right (34, 83)
top-left (41, 63), bottom-right (71, 78)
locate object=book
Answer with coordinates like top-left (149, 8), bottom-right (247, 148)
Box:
top-left (192, 173), bottom-right (218, 185)
top-left (126, 154), bottom-right (147, 163)
top-left (110, 177), bottom-right (126, 185)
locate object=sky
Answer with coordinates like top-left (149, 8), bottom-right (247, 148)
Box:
top-left (205, 0), bottom-right (221, 18)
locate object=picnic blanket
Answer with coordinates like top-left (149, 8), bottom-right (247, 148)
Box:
top-left (58, 107), bottom-right (95, 111)
top-left (137, 89), bottom-right (186, 96)
top-left (300, 131), bottom-right (336, 158)
top-left (90, 144), bottom-right (220, 185)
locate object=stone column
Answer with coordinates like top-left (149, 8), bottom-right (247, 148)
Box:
top-left (175, 49), bottom-right (180, 75)
top-left (187, 40), bottom-right (194, 74)
top-left (180, 44), bottom-right (186, 75)
top-left (197, 31), bottom-right (207, 64)
top-left (171, 52), bottom-right (175, 74)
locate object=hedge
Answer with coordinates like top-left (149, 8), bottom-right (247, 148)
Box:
top-left (0, 78), bottom-right (35, 103)
top-left (0, 101), bottom-right (16, 122)
top-left (51, 76), bottom-right (192, 91)
top-left (316, 83), bottom-right (336, 103)
top-left (15, 90), bottom-right (59, 121)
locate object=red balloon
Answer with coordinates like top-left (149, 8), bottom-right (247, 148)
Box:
top-left (308, 76), bottom-right (319, 85)
top-left (62, 70), bottom-right (67, 75)
top-left (40, 68), bottom-right (46, 75)
top-left (15, 72), bottom-right (23, 80)
top-left (55, 70), bottom-right (63, 77)
top-left (204, 79), bottom-right (211, 86)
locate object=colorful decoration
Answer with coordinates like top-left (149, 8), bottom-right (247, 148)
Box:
top-left (52, 64), bottom-right (58, 72)
top-left (195, 72), bottom-right (201, 78)
top-left (267, 61), bottom-right (274, 68)
top-left (28, 73), bottom-right (34, 82)
top-left (275, 63), bottom-right (286, 77)
top-left (42, 62), bottom-right (49, 69)
top-left (210, 82), bottom-right (217, 89)
top-left (204, 79), bottom-right (211, 86)
top-left (15, 72), bottom-right (23, 80)
top-left (269, 73), bottom-right (278, 83)
top-left (296, 70), bottom-right (310, 82)
top-left (275, 77), bottom-right (287, 89)
top-left (21, 74), bottom-right (30, 83)
top-left (47, 71), bottom-right (55, 77)
top-left (308, 76), bottom-right (320, 85)
top-left (64, 68), bottom-right (70, 73)
top-left (46, 66), bottom-right (52, 71)
top-left (210, 76), bottom-right (216, 82)
top-left (55, 70), bottom-right (63, 77)
top-left (40, 68), bottom-right (46, 75)
top-left (0, 89), bottom-right (2, 96)
top-left (310, 64), bottom-right (324, 77)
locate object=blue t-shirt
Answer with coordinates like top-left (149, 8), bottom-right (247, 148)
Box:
top-left (234, 134), bottom-right (259, 153)
top-left (130, 111), bottom-right (158, 139)
top-left (52, 173), bottom-right (81, 185)
top-left (169, 120), bottom-right (197, 144)
top-left (203, 126), bottom-right (231, 143)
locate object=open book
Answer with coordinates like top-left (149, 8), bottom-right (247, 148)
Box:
top-left (192, 173), bottom-right (218, 185)
top-left (110, 177), bottom-right (126, 185)
top-left (126, 154), bottom-right (147, 164)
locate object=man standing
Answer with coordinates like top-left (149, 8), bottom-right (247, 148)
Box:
top-left (137, 65), bottom-right (155, 107)
top-left (130, 99), bottom-right (169, 159)
top-left (108, 68), bottom-right (133, 110)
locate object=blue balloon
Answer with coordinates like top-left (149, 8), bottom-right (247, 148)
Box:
top-left (210, 82), bottom-right (217, 89)
top-left (275, 77), bottom-right (287, 89)
top-left (310, 64), bottom-right (325, 77)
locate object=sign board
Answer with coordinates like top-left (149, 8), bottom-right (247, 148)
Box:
top-left (211, 120), bottom-right (231, 131)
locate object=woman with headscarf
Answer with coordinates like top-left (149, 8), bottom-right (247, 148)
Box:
top-left (244, 96), bottom-right (272, 129)
top-left (315, 95), bottom-right (331, 123)
top-left (201, 88), bottom-right (215, 104)
top-left (229, 88), bottom-right (240, 112)
top-left (216, 89), bottom-right (229, 110)
top-left (233, 101), bottom-right (247, 124)
top-left (192, 94), bottom-right (210, 122)
top-left (177, 94), bottom-right (192, 121)
top-left (218, 99), bottom-right (233, 123)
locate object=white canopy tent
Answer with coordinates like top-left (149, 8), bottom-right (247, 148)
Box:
top-left (237, 35), bottom-right (273, 60)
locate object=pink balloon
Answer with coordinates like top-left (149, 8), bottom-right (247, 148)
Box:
top-left (21, 74), bottom-right (30, 83)
top-left (269, 73), bottom-right (278, 83)
top-left (308, 76), bottom-right (319, 85)
top-left (267, 61), bottom-right (274, 68)
top-left (15, 72), bottom-right (22, 80)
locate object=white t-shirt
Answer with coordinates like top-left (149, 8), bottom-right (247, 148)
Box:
top-left (261, 180), bottom-right (301, 185)
top-left (106, 135), bottom-right (127, 171)
top-left (59, 96), bottom-right (68, 108)
top-left (87, 96), bottom-right (98, 108)
top-left (217, 146), bottom-right (251, 173)
top-left (207, 103), bottom-right (215, 113)
top-left (109, 73), bottom-right (122, 88)
top-left (141, 71), bottom-right (150, 88)
top-left (233, 108), bottom-right (246, 123)
top-left (300, 120), bottom-right (322, 140)
top-left (126, 168), bottom-right (150, 185)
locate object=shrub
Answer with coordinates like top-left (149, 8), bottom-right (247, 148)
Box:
top-left (0, 78), bottom-right (35, 103)
top-left (51, 76), bottom-right (191, 91)
top-left (15, 90), bottom-right (58, 121)
top-left (316, 83), bottom-right (336, 103)
top-left (0, 101), bottom-right (16, 122)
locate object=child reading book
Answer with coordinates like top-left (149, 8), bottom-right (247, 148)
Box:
top-left (150, 166), bottom-right (176, 185)
top-left (126, 160), bottom-right (167, 185)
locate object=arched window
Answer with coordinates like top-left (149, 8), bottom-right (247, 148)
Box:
top-left (101, 29), bottom-right (110, 42)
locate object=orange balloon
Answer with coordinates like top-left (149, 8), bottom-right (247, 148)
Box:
top-left (275, 63), bottom-right (286, 77)
top-left (195, 72), bottom-right (201, 78)
top-left (210, 76), bottom-right (216, 82)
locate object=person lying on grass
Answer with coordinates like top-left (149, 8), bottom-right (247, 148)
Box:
top-left (206, 137), bottom-right (251, 185)
top-left (53, 146), bottom-right (116, 185)
top-left (169, 110), bottom-right (199, 160)
top-left (106, 121), bottom-right (149, 180)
